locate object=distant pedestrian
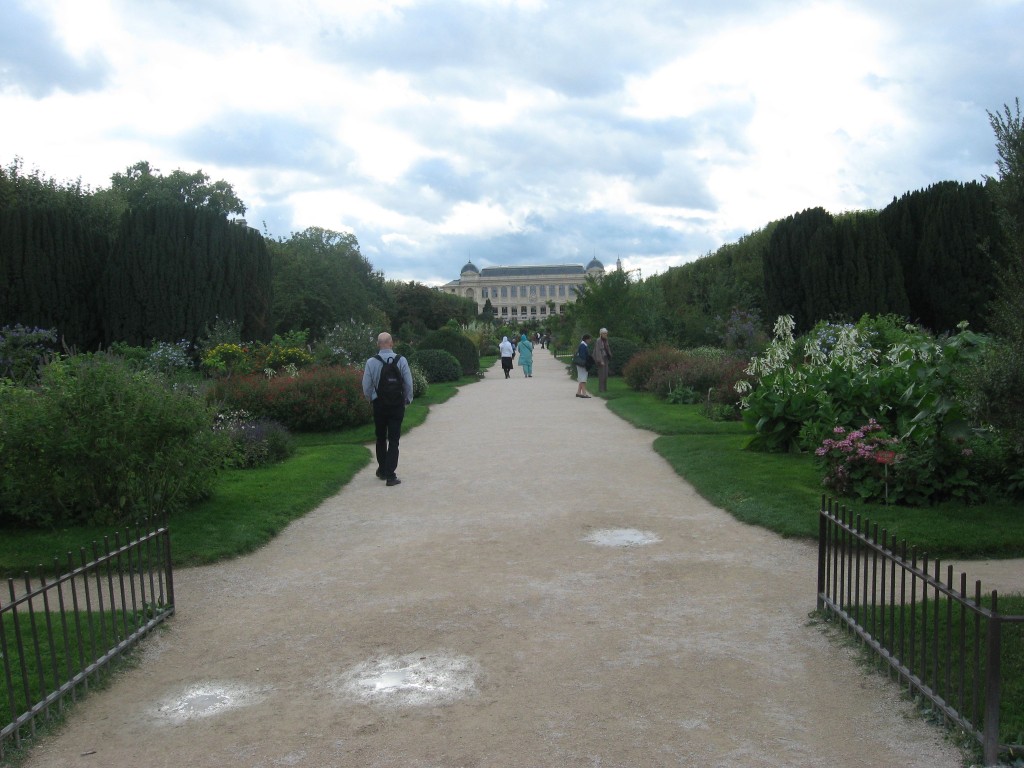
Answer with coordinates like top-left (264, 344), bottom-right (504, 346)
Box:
top-left (361, 332), bottom-right (414, 486)
top-left (499, 336), bottom-right (515, 378)
top-left (594, 327), bottom-right (612, 392)
top-left (575, 334), bottom-right (593, 398)
top-left (518, 333), bottom-right (534, 377)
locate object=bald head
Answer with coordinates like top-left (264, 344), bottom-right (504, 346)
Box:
top-left (377, 332), bottom-right (394, 350)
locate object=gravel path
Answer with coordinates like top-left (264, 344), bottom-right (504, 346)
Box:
top-left (19, 349), bottom-right (1008, 768)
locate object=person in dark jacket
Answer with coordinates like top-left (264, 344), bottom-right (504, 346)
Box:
top-left (575, 334), bottom-right (592, 398)
top-left (361, 332), bottom-right (414, 486)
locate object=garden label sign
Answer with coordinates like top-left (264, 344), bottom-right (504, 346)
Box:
top-left (875, 449), bottom-right (896, 464)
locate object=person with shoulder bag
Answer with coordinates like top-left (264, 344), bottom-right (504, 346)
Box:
top-left (574, 334), bottom-right (592, 398)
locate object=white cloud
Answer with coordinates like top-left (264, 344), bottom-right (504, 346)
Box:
top-left (1, 0), bottom-right (1020, 284)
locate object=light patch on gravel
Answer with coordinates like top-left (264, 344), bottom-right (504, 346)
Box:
top-left (337, 652), bottom-right (479, 707)
top-left (154, 681), bottom-right (268, 723)
top-left (584, 528), bottom-right (660, 547)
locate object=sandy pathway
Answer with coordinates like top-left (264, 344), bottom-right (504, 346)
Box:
top-left (16, 349), bottom-right (1013, 767)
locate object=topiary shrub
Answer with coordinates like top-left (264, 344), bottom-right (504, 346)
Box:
top-left (412, 348), bottom-right (462, 383)
top-left (419, 328), bottom-right (479, 376)
top-left (210, 365), bottom-right (371, 432)
top-left (0, 353), bottom-right (228, 527)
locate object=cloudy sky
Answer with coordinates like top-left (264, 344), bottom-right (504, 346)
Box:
top-left (1, 1), bottom-right (1021, 285)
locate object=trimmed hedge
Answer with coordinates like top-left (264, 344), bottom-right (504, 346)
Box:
top-left (419, 328), bottom-right (479, 376)
top-left (413, 349), bottom-right (462, 383)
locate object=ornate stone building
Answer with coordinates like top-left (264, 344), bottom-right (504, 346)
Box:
top-left (443, 259), bottom-right (605, 320)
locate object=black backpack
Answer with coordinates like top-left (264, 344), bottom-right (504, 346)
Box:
top-left (374, 354), bottom-right (405, 407)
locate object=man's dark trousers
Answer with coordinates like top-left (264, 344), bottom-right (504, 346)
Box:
top-left (373, 398), bottom-right (405, 479)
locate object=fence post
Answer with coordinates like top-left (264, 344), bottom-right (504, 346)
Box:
top-left (983, 592), bottom-right (1001, 767)
top-left (817, 497), bottom-right (827, 610)
top-left (162, 527), bottom-right (175, 614)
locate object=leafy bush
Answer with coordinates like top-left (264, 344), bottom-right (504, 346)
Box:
top-left (409, 361), bottom-right (429, 399)
top-left (213, 410), bottom-right (295, 469)
top-left (202, 343), bottom-right (253, 377)
top-left (742, 315), bottom-right (1004, 504)
top-left (607, 336), bottom-right (643, 376)
top-left (210, 365), bottom-right (371, 432)
top-left (621, 346), bottom-right (694, 391)
top-left (419, 327), bottom-right (479, 376)
top-left (645, 348), bottom-right (749, 405)
top-left (815, 420), bottom-right (900, 501)
top-left (0, 325), bottom-right (59, 383)
top-left (315, 320), bottom-right (379, 366)
top-left (0, 354), bottom-right (227, 527)
top-left (959, 337), bottom-right (1024, 456)
top-left (412, 348), bottom-right (462, 383)
top-left (110, 339), bottom-right (195, 375)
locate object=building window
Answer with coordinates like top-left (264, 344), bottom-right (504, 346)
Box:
top-left (529, 285), bottom-right (537, 297)
top-left (501, 286), bottom-right (507, 297)
top-left (521, 306), bottom-right (527, 315)
top-left (558, 285), bottom-right (566, 297)
top-left (501, 306), bottom-right (508, 315)
top-left (482, 288), bottom-right (489, 298)
top-left (511, 307), bottom-right (518, 315)
top-left (540, 306), bottom-right (547, 315)
top-left (530, 306), bottom-right (537, 315)
top-left (539, 285), bottom-right (546, 297)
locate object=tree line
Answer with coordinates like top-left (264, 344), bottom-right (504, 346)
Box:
top-left (0, 159), bottom-right (476, 350)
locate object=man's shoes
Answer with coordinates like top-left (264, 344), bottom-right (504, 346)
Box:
top-left (375, 468), bottom-right (386, 480)
top-left (386, 476), bottom-right (402, 486)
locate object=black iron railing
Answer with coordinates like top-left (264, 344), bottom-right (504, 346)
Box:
top-left (1, 523), bottom-right (174, 756)
top-left (817, 497), bottom-right (1023, 766)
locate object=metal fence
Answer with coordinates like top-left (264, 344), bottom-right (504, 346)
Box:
top-left (816, 497), bottom-right (1024, 766)
top-left (1, 522), bottom-right (174, 756)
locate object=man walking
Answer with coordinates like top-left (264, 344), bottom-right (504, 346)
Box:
top-left (362, 332), bottom-right (414, 487)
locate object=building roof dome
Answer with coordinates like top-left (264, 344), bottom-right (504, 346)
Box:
top-left (586, 257), bottom-right (604, 272)
top-left (460, 260), bottom-right (480, 275)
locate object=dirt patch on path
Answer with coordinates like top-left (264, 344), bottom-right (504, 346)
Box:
top-left (18, 351), bottom-right (1013, 768)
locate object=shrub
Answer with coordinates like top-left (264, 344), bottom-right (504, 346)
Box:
top-left (213, 410), bottom-right (295, 469)
top-left (202, 343), bottom-right (253, 377)
top-left (644, 348), bottom-right (747, 403)
top-left (0, 325), bottom-right (59, 383)
top-left (607, 337), bottom-right (644, 377)
top-left (815, 420), bottom-right (901, 501)
top-left (419, 328), bottom-right (479, 376)
top-left (110, 339), bottom-right (195, 375)
top-left (413, 349), bottom-right (462, 383)
top-left (621, 346), bottom-right (693, 391)
top-left (315, 321), bottom-right (379, 367)
top-left (0, 354), bottom-right (227, 527)
top-left (210, 365), bottom-right (371, 432)
top-left (409, 361), bottom-right (429, 399)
